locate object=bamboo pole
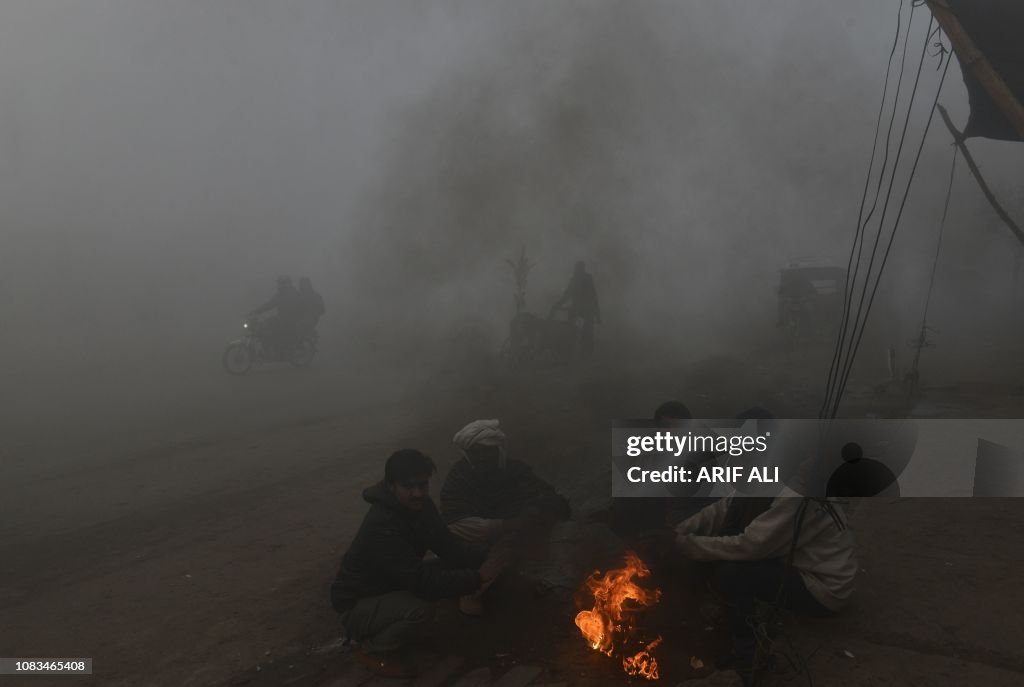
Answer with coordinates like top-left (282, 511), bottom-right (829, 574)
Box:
top-left (925, 0), bottom-right (1024, 139)
top-left (937, 104), bottom-right (1024, 248)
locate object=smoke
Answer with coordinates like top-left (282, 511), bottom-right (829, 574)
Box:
top-left (338, 1), bottom-right (882, 352)
top-left (0, 0), bottom-right (1020, 377)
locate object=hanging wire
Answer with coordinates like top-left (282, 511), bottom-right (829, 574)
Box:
top-left (917, 145), bottom-right (957, 349)
top-left (825, 8), bottom-right (929, 417)
top-left (828, 14), bottom-right (937, 418)
top-left (929, 23), bottom-right (949, 67)
top-left (830, 47), bottom-right (953, 418)
top-left (904, 145), bottom-right (958, 409)
top-left (749, 498), bottom-right (847, 686)
top-left (821, 0), bottom-right (910, 419)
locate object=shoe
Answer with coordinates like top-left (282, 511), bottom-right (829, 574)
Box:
top-left (354, 649), bottom-right (417, 679)
top-left (458, 594), bottom-right (484, 616)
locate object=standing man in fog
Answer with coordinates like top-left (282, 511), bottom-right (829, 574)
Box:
top-left (552, 260), bottom-right (601, 359)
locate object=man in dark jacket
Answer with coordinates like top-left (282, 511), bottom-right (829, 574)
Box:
top-left (441, 420), bottom-right (570, 616)
top-left (551, 261), bottom-right (601, 359)
top-left (331, 449), bottom-right (498, 678)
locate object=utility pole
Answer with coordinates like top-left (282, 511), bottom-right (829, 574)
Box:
top-left (926, 0), bottom-right (1024, 139)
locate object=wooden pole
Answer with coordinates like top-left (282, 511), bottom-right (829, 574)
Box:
top-left (925, 0), bottom-right (1024, 140)
top-left (937, 104), bottom-right (1024, 248)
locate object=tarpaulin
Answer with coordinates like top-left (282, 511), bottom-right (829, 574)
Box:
top-left (946, 0), bottom-right (1024, 141)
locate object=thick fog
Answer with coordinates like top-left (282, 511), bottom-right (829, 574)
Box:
top-left (2, 0), bottom-right (1022, 402)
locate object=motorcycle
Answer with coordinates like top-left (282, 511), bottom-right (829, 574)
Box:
top-left (222, 318), bottom-right (318, 375)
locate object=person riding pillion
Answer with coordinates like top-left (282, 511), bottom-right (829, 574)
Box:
top-left (297, 276), bottom-right (325, 336)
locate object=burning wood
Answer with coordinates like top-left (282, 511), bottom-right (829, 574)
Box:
top-left (623, 636), bottom-right (663, 680)
top-left (573, 551), bottom-right (663, 680)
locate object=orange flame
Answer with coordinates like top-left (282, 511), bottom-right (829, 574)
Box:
top-left (623, 636), bottom-right (663, 680)
top-left (574, 552), bottom-right (663, 680)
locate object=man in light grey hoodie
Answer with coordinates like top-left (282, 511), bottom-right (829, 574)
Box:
top-left (674, 492), bottom-right (857, 681)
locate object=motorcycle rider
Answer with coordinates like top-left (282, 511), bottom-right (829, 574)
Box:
top-left (297, 277), bottom-right (326, 337)
top-left (249, 276), bottom-right (303, 357)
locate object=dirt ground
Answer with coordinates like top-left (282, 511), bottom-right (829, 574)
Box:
top-left (2, 334), bottom-right (1024, 686)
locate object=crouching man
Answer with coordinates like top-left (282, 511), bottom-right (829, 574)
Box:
top-left (330, 449), bottom-right (501, 678)
top-left (673, 494), bottom-right (857, 684)
top-left (441, 419), bottom-right (571, 616)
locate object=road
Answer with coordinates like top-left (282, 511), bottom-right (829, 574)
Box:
top-left (2, 341), bottom-right (1023, 686)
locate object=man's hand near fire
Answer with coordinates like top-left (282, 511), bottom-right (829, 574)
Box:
top-left (673, 518), bottom-right (702, 551)
top-left (674, 519), bottom-right (701, 538)
top-left (477, 544), bottom-right (515, 589)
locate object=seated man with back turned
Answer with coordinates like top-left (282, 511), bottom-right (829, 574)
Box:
top-left (330, 449), bottom-right (502, 678)
top-left (440, 419), bottom-right (571, 616)
top-left (673, 492), bottom-right (857, 684)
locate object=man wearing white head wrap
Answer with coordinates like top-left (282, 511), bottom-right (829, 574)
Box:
top-left (442, 419), bottom-right (570, 616)
top-left (452, 419), bottom-right (507, 469)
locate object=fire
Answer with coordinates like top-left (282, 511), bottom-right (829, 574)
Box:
top-left (574, 552), bottom-right (663, 680)
top-left (623, 636), bottom-right (663, 680)
top-left (574, 608), bottom-right (612, 654)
